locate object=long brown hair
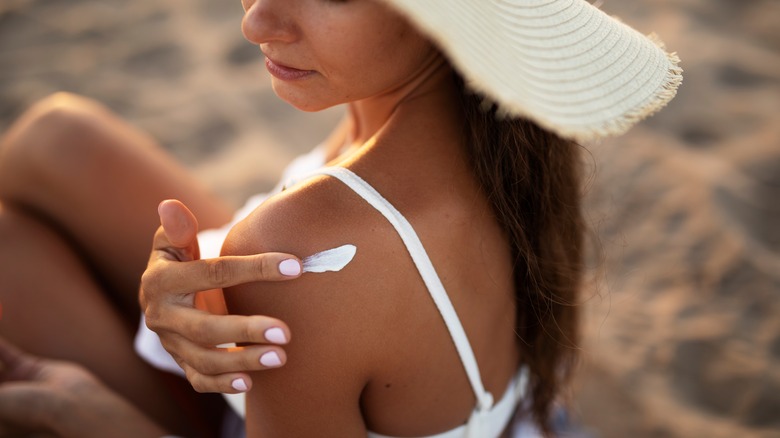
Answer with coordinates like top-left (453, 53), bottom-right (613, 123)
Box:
top-left (456, 75), bottom-right (584, 435)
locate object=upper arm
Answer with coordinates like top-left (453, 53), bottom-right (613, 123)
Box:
top-left (220, 179), bottom-right (385, 436)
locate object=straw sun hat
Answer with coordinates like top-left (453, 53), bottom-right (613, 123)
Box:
top-left (381, 0), bottom-right (683, 142)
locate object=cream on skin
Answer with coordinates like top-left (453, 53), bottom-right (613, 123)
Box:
top-left (301, 244), bottom-right (357, 273)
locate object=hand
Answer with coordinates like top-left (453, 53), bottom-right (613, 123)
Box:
top-left (0, 337), bottom-right (165, 438)
top-left (139, 200), bottom-right (301, 394)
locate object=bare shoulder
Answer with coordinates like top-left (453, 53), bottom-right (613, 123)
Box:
top-left (220, 174), bottom-right (412, 435)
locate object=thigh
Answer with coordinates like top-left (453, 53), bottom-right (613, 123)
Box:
top-left (0, 204), bottom-right (225, 437)
top-left (0, 93), bottom-right (233, 318)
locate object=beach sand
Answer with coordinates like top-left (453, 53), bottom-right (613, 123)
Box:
top-left (1, 0), bottom-right (778, 436)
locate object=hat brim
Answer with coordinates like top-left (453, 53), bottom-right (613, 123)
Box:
top-left (381, 0), bottom-right (682, 142)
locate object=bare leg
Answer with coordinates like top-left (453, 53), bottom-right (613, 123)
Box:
top-left (0, 203), bottom-right (225, 436)
top-left (0, 93), bottom-right (235, 436)
top-left (0, 92), bottom-right (233, 323)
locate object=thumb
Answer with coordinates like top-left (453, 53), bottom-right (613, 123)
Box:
top-left (158, 199), bottom-right (199, 249)
top-left (0, 336), bottom-right (38, 382)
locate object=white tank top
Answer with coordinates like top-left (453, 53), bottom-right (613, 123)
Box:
top-left (305, 166), bottom-right (529, 438)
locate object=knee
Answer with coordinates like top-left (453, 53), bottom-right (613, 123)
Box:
top-left (0, 93), bottom-right (113, 193)
top-left (3, 92), bottom-right (111, 156)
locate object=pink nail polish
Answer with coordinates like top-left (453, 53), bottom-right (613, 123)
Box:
top-left (260, 351), bottom-right (283, 368)
top-left (265, 327), bottom-right (288, 344)
top-left (231, 378), bottom-right (248, 392)
top-left (279, 259), bottom-right (301, 276)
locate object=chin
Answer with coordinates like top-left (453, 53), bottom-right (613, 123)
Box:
top-left (287, 101), bottom-right (336, 113)
top-left (272, 85), bottom-right (340, 113)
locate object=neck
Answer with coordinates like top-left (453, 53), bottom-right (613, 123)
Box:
top-left (343, 54), bottom-right (454, 148)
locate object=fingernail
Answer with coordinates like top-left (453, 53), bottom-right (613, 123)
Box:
top-left (265, 327), bottom-right (288, 344)
top-left (279, 259), bottom-right (301, 276)
top-left (260, 351), bottom-right (283, 368)
top-left (231, 378), bottom-right (248, 392)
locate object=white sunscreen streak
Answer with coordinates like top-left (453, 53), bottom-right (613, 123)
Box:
top-left (302, 244), bottom-right (357, 273)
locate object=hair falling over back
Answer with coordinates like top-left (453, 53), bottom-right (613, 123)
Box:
top-left (455, 75), bottom-right (585, 435)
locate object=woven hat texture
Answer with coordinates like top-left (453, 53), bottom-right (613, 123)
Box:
top-left (382, 0), bottom-right (683, 141)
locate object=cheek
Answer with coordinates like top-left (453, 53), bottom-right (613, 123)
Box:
top-left (320, 24), bottom-right (432, 96)
top-left (271, 11), bottom-right (435, 111)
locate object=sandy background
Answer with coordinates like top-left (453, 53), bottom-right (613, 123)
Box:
top-left (1, 0), bottom-right (778, 437)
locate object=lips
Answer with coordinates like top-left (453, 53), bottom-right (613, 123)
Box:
top-left (264, 57), bottom-right (315, 81)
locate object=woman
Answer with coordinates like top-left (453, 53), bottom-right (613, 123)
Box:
top-left (0, 0), bottom-right (681, 436)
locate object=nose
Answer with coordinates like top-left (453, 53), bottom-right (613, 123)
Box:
top-left (241, 0), bottom-right (297, 45)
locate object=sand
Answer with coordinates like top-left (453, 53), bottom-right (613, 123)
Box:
top-left (573, 2), bottom-right (780, 436)
top-left (1, 0), bottom-right (778, 436)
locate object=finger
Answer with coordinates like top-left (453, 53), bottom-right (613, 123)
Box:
top-left (143, 252), bottom-right (302, 295)
top-left (0, 337), bottom-right (39, 381)
top-left (177, 343), bottom-right (287, 376)
top-left (158, 199), bottom-right (198, 249)
top-left (148, 308), bottom-right (291, 347)
top-left (0, 336), bottom-right (24, 370)
top-left (180, 363), bottom-right (254, 395)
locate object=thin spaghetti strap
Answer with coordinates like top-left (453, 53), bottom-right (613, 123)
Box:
top-left (309, 166), bottom-right (495, 411)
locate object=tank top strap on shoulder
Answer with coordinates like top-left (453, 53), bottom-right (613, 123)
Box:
top-left (306, 166), bottom-right (494, 411)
